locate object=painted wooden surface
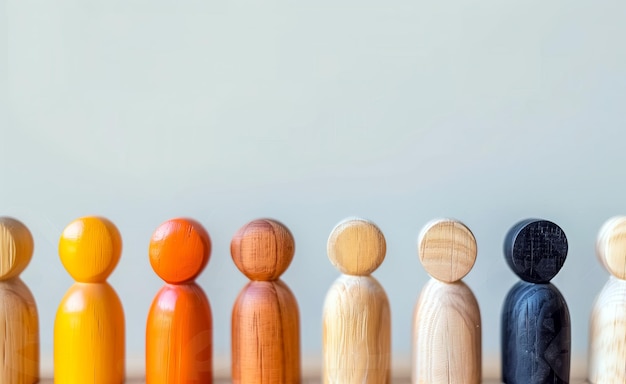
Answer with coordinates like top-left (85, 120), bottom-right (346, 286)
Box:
top-left (0, 216), bottom-right (38, 384)
top-left (146, 218), bottom-right (213, 384)
top-left (413, 219), bottom-right (481, 384)
top-left (54, 216), bottom-right (125, 384)
top-left (502, 219), bottom-right (570, 384)
top-left (323, 218), bottom-right (391, 383)
top-left (231, 219), bottom-right (300, 384)
top-left (588, 216), bottom-right (626, 383)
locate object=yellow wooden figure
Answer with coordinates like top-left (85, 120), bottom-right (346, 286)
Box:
top-left (0, 217), bottom-right (39, 384)
top-left (54, 216), bottom-right (125, 384)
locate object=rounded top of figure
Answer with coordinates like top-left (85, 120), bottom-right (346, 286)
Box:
top-left (504, 218), bottom-right (568, 283)
top-left (231, 218), bottom-right (295, 281)
top-left (59, 216), bottom-right (122, 283)
top-left (418, 218), bottom-right (477, 283)
top-left (0, 217), bottom-right (34, 281)
top-left (596, 216), bottom-right (626, 280)
top-left (149, 218), bottom-right (211, 284)
top-left (327, 217), bottom-right (386, 276)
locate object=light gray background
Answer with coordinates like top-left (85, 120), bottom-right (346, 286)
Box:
top-left (2, 0), bottom-right (625, 369)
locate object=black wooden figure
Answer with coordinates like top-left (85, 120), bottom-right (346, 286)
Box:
top-left (501, 219), bottom-right (571, 384)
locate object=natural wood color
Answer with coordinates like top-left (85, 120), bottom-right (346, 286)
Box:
top-left (54, 282), bottom-right (125, 383)
top-left (149, 218), bottom-right (211, 284)
top-left (231, 280), bottom-right (300, 384)
top-left (418, 219), bottom-right (477, 283)
top-left (0, 278), bottom-right (39, 384)
top-left (58, 216), bottom-right (122, 283)
top-left (0, 217), bottom-right (38, 383)
top-left (412, 278), bottom-right (481, 384)
top-left (146, 218), bottom-right (213, 383)
top-left (146, 283), bottom-right (213, 384)
top-left (596, 216), bottom-right (626, 280)
top-left (327, 218), bottom-right (386, 276)
top-left (231, 219), bottom-right (295, 281)
top-left (55, 216), bottom-right (125, 383)
top-left (322, 275), bottom-right (391, 383)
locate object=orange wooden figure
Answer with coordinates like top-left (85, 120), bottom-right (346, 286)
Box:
top-left (0, 217), bottom-right (39, 384)
top-left (54, 216), bottom-right (125, 383)
top-left (146, 218), bottom-right (213, 384)
top-left (231, 219), bottom-right (301, 384)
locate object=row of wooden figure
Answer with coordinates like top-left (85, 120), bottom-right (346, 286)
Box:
top-left (0, 215), bottom-right (625, 383)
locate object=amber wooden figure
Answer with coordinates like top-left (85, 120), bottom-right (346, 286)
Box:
top-left (413, 218), bottom-right (481, 384)
top-left (146, 218), bottom-right (213, 384)
top-left (0, 217), bottom-right (39, 384)
top-left (54, 216), bottom-right (125, 384)
top-left (231, 219), bottom-right (300, 384)
top-left (323, 218), bottom-right (391, 384)
top-left (589, 216), bottom-right (626, 383)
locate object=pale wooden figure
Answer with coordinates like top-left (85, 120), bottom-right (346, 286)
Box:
top-left (322, 218), bottom-right (391, 384)
top-left (412, 218), bottom-right (481, 384)
top-left (0, 217), bottom-right (39, 384)
top-left (54, 216), bottom-right (125, 383)
top-left (589, 216), bottom-right (626, 383)
top-left (231, 219), bottom-right (300, 384)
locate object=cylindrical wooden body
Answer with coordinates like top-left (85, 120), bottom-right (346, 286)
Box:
top-left (322, 275), bottom-right (391, 384)
top-left (231, 280), bottom-right (300, 384)
top-left (146, 282), bottom-right (213, 384)
top-left (54, 282), bottom-right (125, 384)
top-left (412, 278), bottom-right (481, 384)
top-left (588, 277), bottom-right (626, 383)
top-left (0, 277), bottom-right (39, 384)
top-left (502, 281), bottom-right (570, 384)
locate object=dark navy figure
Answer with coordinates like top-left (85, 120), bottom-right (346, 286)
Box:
top-left (502, 219), bottom-right (571, 384)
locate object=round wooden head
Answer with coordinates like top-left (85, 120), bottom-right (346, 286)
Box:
top-left (0, 217), bottom-right (34, 281)
top-left (504, 218), bottom-right (568, 283)
top-left (596, 216), bottom-right (626, 280)
top-left (149, 218), bottom-right (211, 284)
top-left (231, 218), bottom-right (295, 281)
top-left (327, 218), bottom-right (386, 276)
top-left (418, 218), bottom-right (477, 283)
top-left (59, 216), bottom-right (122, 283)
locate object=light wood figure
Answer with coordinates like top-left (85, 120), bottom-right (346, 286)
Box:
top-left (54, 216), bottom-right (125, 383)
top-left (231, 219), bottom-right (300, 384)
top-left (322, 217), bottom-right (391, 384)
top-left (146, 218), bottom-right (213, 384)
top-left (0, 217), bottom-right (39, 384)
top-left (412, 218), bottom-right (481, 384)
top-left (589, 216), bottom-right (626, 383)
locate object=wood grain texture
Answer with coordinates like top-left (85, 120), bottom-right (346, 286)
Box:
top-left (503, 219), bottom-right (568, 284)
top-left (501, 281), bottom-right (570, 384)
top-left (147, 218), bottom-right (213, 383)
top-left (54, 282), bottom-right (125, 383)
top-left (146, 283), bottom-right (212, 384)
top-left (596, 216), bottom-right (626, 280)
top-left (327, 218), bottom-right (386, 276)
top-left (0, 278), bottom-right (39, 384)
top-left (231, 280), bottom-right (300, 384)
top-left (231, 219), bottom-right (295, 281)
top-left (417, 218), bottom-right (477, 283)
top-left (323, 275), bottom-right (391, 383)
top-left (55, 216), bottom-right (125, 383)
top-left (0, 217), bottom-right (38, 383)
top-left (588, 277), bottom-right (626, 383)
top-left (412, 279), bottom-right (481, 384)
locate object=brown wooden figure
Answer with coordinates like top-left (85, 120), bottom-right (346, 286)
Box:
top-left (322, 217), bottom-right (391, 384)
top-left (146, 218), bottom-right (213, 384)
top-left (412, 218), bottom-right (481, 384)
top-left (54, 216), bottom-right (125, 383)
top-left (0, 217), bottom-right (39, 384)
top-left (589, 216), bottom-right (626, 383)
top-left (231, 219), bottom-right (300, 384)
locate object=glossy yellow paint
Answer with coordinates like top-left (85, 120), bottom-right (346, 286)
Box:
top-left (54, 282), bottom-right (125, 384)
